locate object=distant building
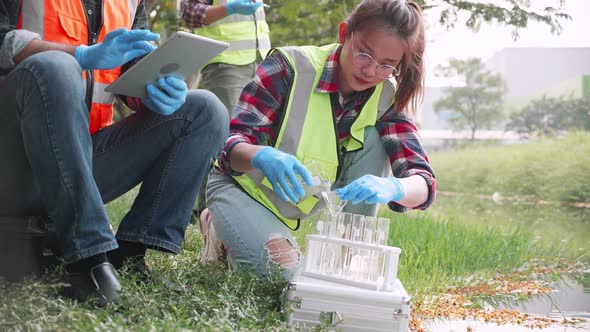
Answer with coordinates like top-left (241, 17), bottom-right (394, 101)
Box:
top-left (418, 47), bottom-right (590, 148)
top-left (485, 47), bottom-right (590, 107)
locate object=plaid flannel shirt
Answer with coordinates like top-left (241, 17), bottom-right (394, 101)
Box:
top-left (218, 46), bottom-right (436, 212)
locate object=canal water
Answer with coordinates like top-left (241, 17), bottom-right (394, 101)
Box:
top-left (420, 195), bottom-right (590, 331)
top-left (424, 194), bottom-right (590, 259)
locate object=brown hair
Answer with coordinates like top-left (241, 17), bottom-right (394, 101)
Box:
top-left (347, 0), bottom-right (425, 114)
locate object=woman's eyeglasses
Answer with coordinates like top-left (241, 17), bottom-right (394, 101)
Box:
top-left (350, 33), bottom-right (399, 79)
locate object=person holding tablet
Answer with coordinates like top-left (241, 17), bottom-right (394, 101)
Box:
top-left (202, 0), bottom-right (436, 280)
top-left (181, 0), bottom-right (270, 113)
top-left (0, 0), bottom-right (228, 306)
top-left (180, 0), bottom-right (271, 222)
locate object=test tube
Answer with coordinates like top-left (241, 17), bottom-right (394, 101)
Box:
top-left (335, 212), bottom-right (353, 276)
top-left (363, 216), bottom-right (377, 244)
top-left (346, 214), bottom-right (365, 279)
top-left (338, 212), bottom-right (353, 240)
top-left (357, 216), bottom-right (375, 280)
top-left (376, 217), bottom-right (390, 246)
top-left (316, 209), bottom-right (329, 236)
top-left (318, 209), bottom-right (338, 274)
top-left (303, 237), bottom-right (321, 273)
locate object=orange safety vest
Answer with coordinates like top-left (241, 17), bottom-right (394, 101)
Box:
top-left (17, 0), bottom-right (139, 134)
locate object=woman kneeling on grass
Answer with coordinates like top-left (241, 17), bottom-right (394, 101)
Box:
top-left (201, 0), bottom-right (436, 280)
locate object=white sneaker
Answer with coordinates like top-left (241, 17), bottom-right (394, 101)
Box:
top-left (199, 208), bottom-right (229, 267)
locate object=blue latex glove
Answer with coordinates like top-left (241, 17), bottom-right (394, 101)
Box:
top-left (251, 147), bottom-right (314, 203)
top-left (75, 28), bottom-right (159, 71)
top-left (141, 76), bottom-right (187, 116)
top-left (335, 175), bottom-right (405, 205)
top-left (226, 0), bottom-right (262, 15)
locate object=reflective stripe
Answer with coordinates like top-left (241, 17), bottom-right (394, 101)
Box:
top-left (92, 82), bottom-right (115, 105)
top-left (378, 78), bottom-right (396, 118)
top-left (278, 47), bottom-right (317, 155)
top-left (225, 38), bottom-right (270, 52)
top-left (21, 0), bottom-right (45, 37)
top-left (197, 0), bottom-right (270, 65)
top-left (128, 0), bottom-right (138, 24)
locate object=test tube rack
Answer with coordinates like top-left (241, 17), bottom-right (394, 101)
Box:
top-left (302, 211), bottom-right (401, 292)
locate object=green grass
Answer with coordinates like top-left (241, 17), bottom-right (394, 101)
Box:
top-left (1, 193), bottom-right (570, 331)
top-left (2, 134), bottom-right (588, 330)
top-left (430, 131), bottom-right (590, 204)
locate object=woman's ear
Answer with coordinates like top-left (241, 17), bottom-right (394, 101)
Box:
top-left (338, 21), bottom-right (349, 44)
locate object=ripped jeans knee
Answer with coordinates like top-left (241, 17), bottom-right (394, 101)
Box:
top-left (264, 235), bottom-right (301, 270)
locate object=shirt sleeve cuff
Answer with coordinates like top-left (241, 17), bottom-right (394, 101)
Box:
top-left (219, 138), bottom-right (249, 176)
top-left (387, 171), bottom-right (436, 212)
top-left (0, 30), bottom-right (41, 70)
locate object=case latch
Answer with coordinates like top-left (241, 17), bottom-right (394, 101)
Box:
top-left (320, 311), bottom-right (344, 327)
top-left (291, 296), bottom-right (302, 309)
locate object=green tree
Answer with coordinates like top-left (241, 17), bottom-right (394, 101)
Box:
top-left (506, 94), bottom-right (590, 137)
top-left (265, 0), bottom-right (570, 47)
top-left (434, 58), bottom-right (507, 140)
top-left (145, 0), bottom-right (181, 38)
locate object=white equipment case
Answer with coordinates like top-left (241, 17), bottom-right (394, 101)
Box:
top-left (282, 274), bottom-right (411, 331)
top-left (281, 210), bottom-right (411, 331)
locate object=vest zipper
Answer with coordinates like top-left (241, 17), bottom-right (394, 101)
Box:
top-left (84, 34), bottom-right (95, 112)
top-left (83, 4), bottom-right (96, 113)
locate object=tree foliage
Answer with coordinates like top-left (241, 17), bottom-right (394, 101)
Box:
top-left (145, 0), bottom-right (181, 37)
top-left (506, 95), bottom-right (590, 137)
top-left (434, 58), bottom-right (507, 140)
top-left (264, 0), bottom-right (570, 47)
top-left (429, 0), bottom-right (570, 40)
top-left (143, 1), bottom-right (570, 46)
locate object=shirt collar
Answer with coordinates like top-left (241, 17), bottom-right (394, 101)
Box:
top-left (314, 44), bottom-right (341, 94)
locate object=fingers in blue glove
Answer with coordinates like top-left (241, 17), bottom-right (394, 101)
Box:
top-left (131, 40), bottom-right (157, 53)
top-left (279, 172), bottom-right (301, 203)
top-left (145, 85), bottom-right (176, 115)
top-left (227, 0), bottom-right (262, 15)
top-left (145, 78), bottom-right (186, 116)
top-left (294, 162), bottom-right (314, 187)
top-left (76, 29), bottom-right (161, 70)
top-left (280, 162), bottom-right (312, 201)
top-left (335, 174), bottom-right (373, 204)
top-left (335, 175), bottom-right (404, 205)
top-left (117, 31), bottom-right (159, 60)
top-left (269, 181), bottom-right (291, 203)
top-left (113, 29), bottom-right (161, 43)
top-left (161, 76), bottom-right (188, 96)
top-left (251, 147), bottom-right (315, 203)
top-left (334, 181), bottom-right (362, 201)
top-left (345, 186), bottom-right (376, 205)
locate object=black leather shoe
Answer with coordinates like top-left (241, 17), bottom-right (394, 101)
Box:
top-left (122, 256), bottom-right (186, 294)
top-left (62, 262), bottom-right (121, 307)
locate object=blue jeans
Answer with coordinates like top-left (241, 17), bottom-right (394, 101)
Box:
top-left (206, 127), bottom-right (390, 280)
top-left (0, 51), bottom-right (229, 263)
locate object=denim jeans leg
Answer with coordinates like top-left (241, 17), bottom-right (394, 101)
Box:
top-left (207, 170), bottom-right (301, 280)
top-left (333, 126), bottom-right (391, 217)
top-left (0, 51), bottom-right (117, 263)
top-left (93, 90), bottom-right (229, 253)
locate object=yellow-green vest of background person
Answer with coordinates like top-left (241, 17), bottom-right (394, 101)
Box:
top-left (233, 44), bottom-right (396, 230)
top-left (194, 0), bottom-right (271, 65)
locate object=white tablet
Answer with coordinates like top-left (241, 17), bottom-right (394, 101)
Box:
top-left (105, 31), bottom-right (229, 98)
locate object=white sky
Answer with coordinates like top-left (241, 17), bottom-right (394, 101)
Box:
top-left (424, 0), bottom-right (590, 86)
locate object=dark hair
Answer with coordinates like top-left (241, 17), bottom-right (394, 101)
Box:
top-left (347, 0), bottom-right (425, 114)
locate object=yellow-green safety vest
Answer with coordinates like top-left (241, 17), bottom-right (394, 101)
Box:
top-left (194, 0), bottom-right (271, 66)
top-left (233, 44), bottom-right (396, 230)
